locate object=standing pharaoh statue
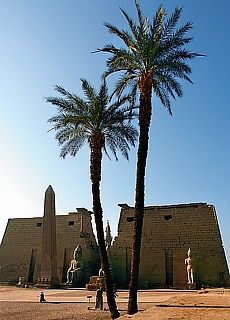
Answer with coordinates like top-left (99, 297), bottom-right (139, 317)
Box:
top-left (66, 245), bottom-right (83, 287)
top-left (185, 248), bottom-right (194, 283)
top-left (104, 220), bottom-right (113, 276)
top-left (105, 220), bottom-right (113, 249)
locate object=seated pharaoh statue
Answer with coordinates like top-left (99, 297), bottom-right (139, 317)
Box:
top-left (66, 245), bottom-right (83, 287)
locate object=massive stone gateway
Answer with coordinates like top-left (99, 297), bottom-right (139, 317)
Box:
top-left (110, 203), bottom-right (229, 289)
top-left (0, 192), bottom-right (229, 289)
top-left (0, 187), bottom-right (100, 286)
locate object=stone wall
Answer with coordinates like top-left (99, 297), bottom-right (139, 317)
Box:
top-left (110, 203), bottom-right (229, 289)
top-left (0, 208), bottom-right (100, 285)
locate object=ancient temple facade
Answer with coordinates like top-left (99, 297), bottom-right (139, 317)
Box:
top-left (0, 197), bottom-right (229, 289)
top-left (110, 203), bottom-right (229, 289)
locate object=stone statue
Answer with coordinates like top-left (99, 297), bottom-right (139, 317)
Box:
top-left (95, 287), bottom-right (103, 310)
top-left (104, 220), bottom-right (113, 277)
top-left (66, 245), bottom-right (83, 286)
top-left (17, 277), bottom-right (27, 286)
top-left (105, 220), bottom-right (112, 248)
top-left (185, 248), bottom-right (194, 283)
top-left (97, 267), bottom-right (105, 290)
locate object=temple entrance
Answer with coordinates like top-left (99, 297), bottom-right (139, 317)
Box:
top-left (165, 250), bottom-right (173, 286)
top-left (28, 249), bottom-right (37, 284)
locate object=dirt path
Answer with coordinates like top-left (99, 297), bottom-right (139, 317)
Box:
top-left (1, 286), bottom-right (230, 319)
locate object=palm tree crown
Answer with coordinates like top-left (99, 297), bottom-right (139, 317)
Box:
top-left (95, 1), bottom-right (203, 112)
top-left (47, 78), bottom-right (138, 161)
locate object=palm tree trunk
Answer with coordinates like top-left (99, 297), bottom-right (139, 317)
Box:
top-left (90, 135), bottom-right (120, 319)
top-left (128, 73), bottom-right (152, 315)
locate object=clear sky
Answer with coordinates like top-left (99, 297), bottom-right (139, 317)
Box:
top-left (0, 0), bottom-right (230, 267)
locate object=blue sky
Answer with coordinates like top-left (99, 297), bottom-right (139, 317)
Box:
top-left (1, 0), bottom-right (230, 267)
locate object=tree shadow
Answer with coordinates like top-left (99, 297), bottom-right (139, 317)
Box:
top-left (157, 304), bottom-right (230, 309)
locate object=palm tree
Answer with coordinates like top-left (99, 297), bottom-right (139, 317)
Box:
top-left (46, 78), bottom-right (138, 319)
top-left (94, 1), bottom-right (204, 314)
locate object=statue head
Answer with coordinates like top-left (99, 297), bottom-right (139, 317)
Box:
top-left (73, 244), bottom-right (82, 260)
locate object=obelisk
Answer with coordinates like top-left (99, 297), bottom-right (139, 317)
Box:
top-left (37, 185), bottom-right (59, 288)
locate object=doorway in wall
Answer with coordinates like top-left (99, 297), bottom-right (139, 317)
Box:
top-left (165, 250), bottom-right (173, 286)
top-left (28, 248), bottom-right (37, 284)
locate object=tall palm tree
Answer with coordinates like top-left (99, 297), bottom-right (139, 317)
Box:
top-left (46, 78), bottom-right (138, 319)
top-left (94, 1), bottom-right (203, 314)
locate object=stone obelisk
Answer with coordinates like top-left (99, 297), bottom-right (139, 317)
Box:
top-left (37, 185), bottom-right (59, 288)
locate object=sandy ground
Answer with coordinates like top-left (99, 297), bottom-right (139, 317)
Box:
top-left (1, 286), bottom-right (230, 319)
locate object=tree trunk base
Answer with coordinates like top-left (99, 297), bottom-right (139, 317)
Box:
top-left (111, 310), bottom-right (120, 319)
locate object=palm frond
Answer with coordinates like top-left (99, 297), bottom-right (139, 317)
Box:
top-left (80, 78), bottom-right (97, 106)
top-left (119, 7), bottom-right (139, 41)
top-left (135, 0), bottom-right (149, 36)
top-left (162, 6), bottom-right (183, 39)
top-left (150, 5), bottom-right (165, 43)
top-left (104, 22), bottom-right (135, 50)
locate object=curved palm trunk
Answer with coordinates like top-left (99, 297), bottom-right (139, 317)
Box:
top-left (128, 73), bottom-right (152, 315)
top-left (90, 133), bottom-right (120, 319)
